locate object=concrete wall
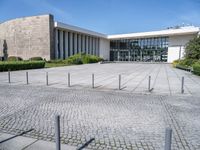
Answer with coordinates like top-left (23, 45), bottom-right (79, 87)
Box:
top-left (99, 38), bottom-right (110, 60)
top-left (0, 14), bottom-right (54, 60)
top-left (167, 34), bottom-right (196, 63)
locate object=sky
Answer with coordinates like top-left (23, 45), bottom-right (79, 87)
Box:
top-left (0, 0), bottom-right (200, 34)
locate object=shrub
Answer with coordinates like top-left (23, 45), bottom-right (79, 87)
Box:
top-left (192, 62), bottom-right (200, 76)
top-left (0, 61), bottom-right (45, 72)
top-left (172, 59), bottom-right (180, 67)
top-left (179, 59), bottom-right (198, 67)
top-left (29, 57), bottom-right (43, 61)
top-left (185, 37), bottom-right (200, 59)
top-left (173, 59), bottom-right (198, 67)
top-left (8, 56), bottom-right (23, 61)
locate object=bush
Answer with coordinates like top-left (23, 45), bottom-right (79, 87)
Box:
top-left (66, 53), bottom-right (103, 65)
top-left (179, 59), bottom-right (198, 67)
top-left (192, 62), bottom-right (200, 76)
top-left (29, 57), bottom-right (43, 61)
top-left (8, 56), bottom-right (23, 61)
top-left (0, 61), bottom-right (45, 72)
top-left (172, 60), bottom-right (180, 67)
top-left (185, 37), bottom-right (200, 59)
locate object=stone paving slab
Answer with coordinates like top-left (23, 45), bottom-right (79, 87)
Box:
top-left (0, 63), bottom-right (199, 96)
top-left (0, 133), bottom-right (77, 150)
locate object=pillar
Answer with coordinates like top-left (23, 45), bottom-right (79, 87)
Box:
top-left (86, 36), bottom-right (88, 54)
top-left (90, 37), bottom-right (93, 55)
top-left (70, 32), bottom-right (73, 56)
top-left (78, 34), bottom-right (81, 53)
top-left (64, 31), bottom-right (68, 58)
top-left (59, 30), bottom-right (63, 59)
top-left (74, 33), bottom-right (77, 54)
top-left (55, 29), bottom-right (58, 59)
top-left (82, 35), bottom-right (85, 53)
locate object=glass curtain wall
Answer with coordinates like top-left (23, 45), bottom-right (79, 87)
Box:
top-left (110, 37), bottom-right (168, 62)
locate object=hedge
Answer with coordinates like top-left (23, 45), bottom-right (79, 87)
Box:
top-left (192, 63), bottom-right (200, 76)
top-left (0, 61), bottom-right (45, 72)
top-left (66, 53), bottom-right (103, 65)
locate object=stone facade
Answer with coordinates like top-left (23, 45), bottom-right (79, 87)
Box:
top-left (0, 14), bottom-right (54, 60)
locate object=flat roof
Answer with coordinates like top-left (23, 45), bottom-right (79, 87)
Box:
top-left (55, 22), bottom-right (107, 38)
top-left (55, 22), bottom-right (199, 40)
top-left (107, 26), bottom-right (200, 39)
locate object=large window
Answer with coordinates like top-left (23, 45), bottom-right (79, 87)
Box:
top-left (110, 37), bottom-right (169, 62)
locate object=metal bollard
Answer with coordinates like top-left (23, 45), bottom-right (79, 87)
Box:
top-left (68, 73), bottom-right (70, 87)
top-left (46, 72), bottom-right (49, 86)
top-left (148, 76), bottom-right (151, 91)
top-left (26, 72), bottom-right (29, 85)
top-left (181, 76), bottom-right (184, 94)
top-left (119, 74), bottom-right (121, 90)
top-left (55, 115), bottom-right (61, 150)
top-left (92, 74), bottom-right (94, 88)
top-left (165, 127), bottom-right (172, 150)
top-left (8, 70), bottom-right (11, 83)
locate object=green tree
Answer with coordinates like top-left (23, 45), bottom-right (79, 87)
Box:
top-left (185, 36), bottom-right (200, 59)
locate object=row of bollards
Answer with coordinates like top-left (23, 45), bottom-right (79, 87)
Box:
top-left (7, 71), bottom-right (185, 93)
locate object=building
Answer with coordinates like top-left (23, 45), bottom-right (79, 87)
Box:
top-left (0, 14), bottom-right (199, 62)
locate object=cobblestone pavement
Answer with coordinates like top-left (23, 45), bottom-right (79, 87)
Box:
top-left (0, 63), bottom-right (200, 150)
top-left (0, 85), bottom-right (200, 150)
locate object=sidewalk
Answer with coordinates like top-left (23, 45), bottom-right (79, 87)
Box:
top-left (0, 132), bottom-right (78, 150)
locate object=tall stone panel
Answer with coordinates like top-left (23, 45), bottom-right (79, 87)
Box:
top-left (64, 32), bottom-right (68, 58)
top-left (59, 30), bottom-right (64, 59)
top-left (0, 14), bottom-right (54, 60)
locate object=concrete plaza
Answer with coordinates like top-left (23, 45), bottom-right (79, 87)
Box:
top-left (0, 63), bottom-right (199, 96)
top-left (0, 63), bottom-right (200, 150)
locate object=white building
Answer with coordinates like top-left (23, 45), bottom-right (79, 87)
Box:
top-left (0, 14), bottom-right (199, 62)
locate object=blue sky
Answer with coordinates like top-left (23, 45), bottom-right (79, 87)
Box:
top-left (0, 0), bottom-right (200, 34)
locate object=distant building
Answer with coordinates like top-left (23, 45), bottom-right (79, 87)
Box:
top-left (0, 14), bottom-right (199, 62)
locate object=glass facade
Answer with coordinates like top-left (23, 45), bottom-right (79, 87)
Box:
top-left (110, 37), bottom-right (169, 62)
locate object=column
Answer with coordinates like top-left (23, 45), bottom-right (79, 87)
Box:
top-left (82, 35), bottom-right (85, 53)
top-left (93, 38), bottom-right (96, 55)
top-left (59, 30), bottom-right (63, 59)
top-left (55, 29), bottom-right (58, 59)
top-left (128, 51), bottom-right (131, 61)
top-left (74, 33), bottom-right (77, 54)
top-left (95, 38), bottom-right (98, 56)
top-left (90, 37), bottom-right (93, 55)
top-left (78, 34), bottom-right (81, 53)
top-left (88, 36), bottom-right (90, 54)
top-left (86, 36), bottom-right (88, 54)
top-left (64, 31), bottom-right (68, 58)
top-left (97, 38), bottom-right (100, 56)
top-left (93, 37), bottom-right (95, 55)
top-left (70, 32), bottom-right (73, 56)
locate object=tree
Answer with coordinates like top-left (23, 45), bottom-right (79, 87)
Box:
top-left (185, 36), bottom-right (200, 59)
